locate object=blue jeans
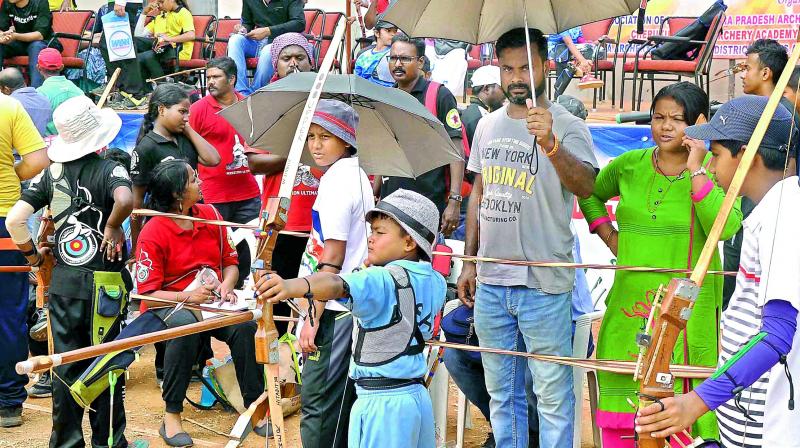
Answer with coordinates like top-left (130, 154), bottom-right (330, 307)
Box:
top-left (443, 334), bottom-right (539, 435)
top-left (0, 217), bottom-right (29, 409)
top-left (226, 33), bottom-right (273, 95)
top-left (0, 40), bottom-right (48, 87)
top-left (474, 283), bottom-right (574, 448)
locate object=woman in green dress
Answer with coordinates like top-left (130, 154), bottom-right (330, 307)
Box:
top-left (579, 82), bottom-right (742, 447)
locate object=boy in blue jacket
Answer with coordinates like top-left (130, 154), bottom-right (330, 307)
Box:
top-left (256, 188), bottom-right (446, 448)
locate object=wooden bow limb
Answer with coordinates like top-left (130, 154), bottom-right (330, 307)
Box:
top-left (434, 253), bottom-right (737, 277)
top-left (96, 67), bottom-right (121, 108)
top-left (131, 209), bottom-right (310, 237)
top-left (145, 67), bottom-right (206, 83)
top-left (16, 308), bottom-right (263, 375)
top-left (243, 16), bottom-right (348, 448)
top-left (634, 29), bottom-right (800, 448)
top-left (426, 341), bottom-right (714, 379)
top-left (225, 392), bottom-right (269, 448)
top-left (0, 266), bottom-right (33, 272)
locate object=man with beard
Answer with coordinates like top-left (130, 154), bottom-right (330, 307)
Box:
top-left (380, 34), bottom-right (465, 237)
top-left (457, 28), bottom-right (597, 448)
top-left (189, 57), bottom-right (261, 286)
top-left (245, 32), bottom-right (318, 336)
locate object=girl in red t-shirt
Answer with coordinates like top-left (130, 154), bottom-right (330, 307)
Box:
top-left (135, 160), bottom-right (270, 446)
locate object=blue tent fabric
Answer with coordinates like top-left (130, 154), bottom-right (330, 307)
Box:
top-left (112, 113), bottom-right (654, 159)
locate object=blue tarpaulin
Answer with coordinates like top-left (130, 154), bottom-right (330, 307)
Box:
top-left (113, 112), bottom-right (655, 158)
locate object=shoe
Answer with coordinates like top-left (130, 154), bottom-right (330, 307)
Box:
top-left (481, 433), bottom-right (496, 448)
top-left (119, 91), bottom-right (150, 110)
top-left (90, 83), bottom-right (109, 97)
top-left (578, 74), bottom-right (604, 90)
top-left (29, 307), bottom-right (48, 342)
top-left (0, 406), bottom-right (22, 428)
top-left (159, 422), bottom-right (194, 447)
top-left (254, 420), bottom-right (273, 438)
top-left (27, 371), bottom-right (52, 398)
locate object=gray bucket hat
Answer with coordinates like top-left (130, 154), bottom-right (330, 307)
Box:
top-left (366, 189), bottom-right (439, 261)
top-left (312, 99), bottom-right (359, 151)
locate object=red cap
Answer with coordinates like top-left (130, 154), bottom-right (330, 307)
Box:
top-left (38, 48), bottom-right (64, 70)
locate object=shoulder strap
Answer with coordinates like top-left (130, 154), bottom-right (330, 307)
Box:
top-left (424, 81), bottom-right (442, 117)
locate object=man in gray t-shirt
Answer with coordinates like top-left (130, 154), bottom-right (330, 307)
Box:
top-left (457, 28), bottom-right (597, 448)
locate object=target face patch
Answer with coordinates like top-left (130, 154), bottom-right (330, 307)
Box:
top-left (59, 225), bottom-right (98, 266)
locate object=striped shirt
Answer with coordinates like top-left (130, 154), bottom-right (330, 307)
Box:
top-left (716, 176), bottom-right (800, 448)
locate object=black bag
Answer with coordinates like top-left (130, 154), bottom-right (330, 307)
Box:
top-left (651, 0), bottom-right (726, 61)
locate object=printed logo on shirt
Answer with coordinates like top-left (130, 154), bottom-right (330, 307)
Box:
top-left (130, 150), bottom-right (139, 172)
top-left (59, 222), bottom-right (99, 266)
top-left (226, 229), bottom-right (237, 251)
top-left (136, 249), bottom-right (153, 283)
top-left (293, 165), bottom-right (321, 188)
top-left (225, 135), bottom-right (249, 172)
top-left (112, 165), bottom-right (130, 181)
top-left (446, 108), bottom-right (462, 129)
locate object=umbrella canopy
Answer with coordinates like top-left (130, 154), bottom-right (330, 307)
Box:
top-left (382, 0), bottom-right (641, 44)
top-left (220, 73), bottom-right (463, 178)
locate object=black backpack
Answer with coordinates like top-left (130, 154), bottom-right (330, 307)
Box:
top-left (651, 0), bottom-right (726, 61)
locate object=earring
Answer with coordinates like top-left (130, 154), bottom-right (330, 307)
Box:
top-left (178, 200), bottom-right (183, 213)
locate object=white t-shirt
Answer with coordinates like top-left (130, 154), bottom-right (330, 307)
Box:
top-left (298, 156), bottom-right (374, 312)
top-left (717, 176), bottom-right (800, 447)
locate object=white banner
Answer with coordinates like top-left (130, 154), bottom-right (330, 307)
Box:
top-left (102, 11), bottom-right (136, 62)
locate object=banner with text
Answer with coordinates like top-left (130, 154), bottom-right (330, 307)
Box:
top-left (610, 0), bottom-right (800, 59)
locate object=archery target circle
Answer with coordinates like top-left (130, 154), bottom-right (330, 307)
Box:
top-left (59, 225), bottom-right (98, 266)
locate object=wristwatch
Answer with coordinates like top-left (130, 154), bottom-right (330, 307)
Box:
top-left (690, 166), bottom-right (708, 178)
top-left (448, 193), bottom-right (463, 203)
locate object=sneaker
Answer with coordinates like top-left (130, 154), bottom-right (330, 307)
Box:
top-left (0, 406), bottom-right (22, 428)
top-left (119, 91), bottom-right (150, 110)
top-left (90, 83), bottom-right (109, 97)
top-left (578, 74), bottom-right (604, 90)
top-left (27, 371), bottom-right (52, 398)
top-left (29, 307), bottom-right (48, 342)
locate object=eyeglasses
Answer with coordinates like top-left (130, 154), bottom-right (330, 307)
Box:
top-left (387, 55), bottom-right (418, 65)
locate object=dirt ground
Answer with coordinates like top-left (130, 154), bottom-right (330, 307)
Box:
top-left (1, 342), bottom-right (597, 448)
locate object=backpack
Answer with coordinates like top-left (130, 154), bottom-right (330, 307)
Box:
top-left (423, 81), bottom-right (472, 198)
top-left (651, 1), bottom-right (726, 61)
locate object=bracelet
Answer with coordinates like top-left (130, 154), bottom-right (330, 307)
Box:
top-left (29, 252), bottom-right (44, 267)
top-left (302, 277), bottom-right (314, 299)
top-left (690, 166), bottom-right (708, 178)
top-left (602, 229), bottom-right (616, 244)
top-left (545, 135), bottom-right (560, 157)
top-left (317, 262), bottom-right (342, 272)
top-left (20, 246), bottom-right (37, 257)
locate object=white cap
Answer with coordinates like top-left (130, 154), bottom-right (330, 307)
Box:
top-left (471, 65), bottom-right (501, 88)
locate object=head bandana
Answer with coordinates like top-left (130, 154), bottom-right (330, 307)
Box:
top-left (270, 32), bottom-right (314, 74)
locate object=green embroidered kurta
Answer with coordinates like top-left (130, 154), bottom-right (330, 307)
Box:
top-left (579, 148), bottom-right (742, 438)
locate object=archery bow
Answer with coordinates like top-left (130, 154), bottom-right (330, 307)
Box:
top-left (633, 31), bottom-right (800, 448)
top-left (229, 17), bottom-right (348, 447)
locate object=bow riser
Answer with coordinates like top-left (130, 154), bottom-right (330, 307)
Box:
top-left (637, 278), bottom-right (699, 447)
top-left (35, 212), bottom-right (55, 308)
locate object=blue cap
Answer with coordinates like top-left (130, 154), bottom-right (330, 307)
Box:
top-left (312, 99), bottom-right (359, 151)
top-left (684, 95), bottom-right (798, 154)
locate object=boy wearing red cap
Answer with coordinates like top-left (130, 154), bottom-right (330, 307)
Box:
top-left (36, 47), bottom-right (83, 136)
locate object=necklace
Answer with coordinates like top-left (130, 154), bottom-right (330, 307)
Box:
top-left (646, 148), bottom-right (687, 215)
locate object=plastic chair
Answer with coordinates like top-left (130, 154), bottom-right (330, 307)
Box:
top-left (572, 309), bottom-right (605, 448)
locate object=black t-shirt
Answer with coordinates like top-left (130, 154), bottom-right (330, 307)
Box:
top-left (21, 154), bottom-right (132, 298)
top-left (0, 0), bottom-right (52, 40)
top-left (382, 77), bottom-right (463, 215)
top-left (130, 130), bottom-right (199, 186)
top-left (460, 99), bottom-right (488, 149)
top-left (241, 0), bottom-right (305, 37)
